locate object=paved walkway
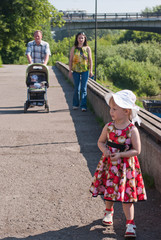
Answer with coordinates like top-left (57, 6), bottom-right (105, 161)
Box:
top-left (0, 65), bottom-right (161, 240)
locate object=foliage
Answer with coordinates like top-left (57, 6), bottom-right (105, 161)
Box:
top-left (97, 64), bottom-right (108, 81)
top-left (96, 44), bottom-right (116, 65)
top-left (51, 52), bottom-right (68, 65)
top-left (0, 56), bottom-right (2, 67)
top-left (52, 37), bottom-right (74, 57)
top-left (0, 0), bottom-right (64, 64)
top-left (106, 56), bottom-right (160, 96)
top-left (14, 56), bottom-right (28, 65)
top-left (117, 30), bottom-right (161, 44)
top-left (95, 38), bottom-right (161, 96)
top-left (113, 41), bottom-right (161, 67)
top-left (50, 35), bottom-right (75, 66)
top-left (54, 28), bottom-right (120, 42)
top-left (142, 4), bottom-right (161, 14)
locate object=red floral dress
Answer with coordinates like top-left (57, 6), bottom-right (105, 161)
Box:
top-left (90, 122), bottom-right (147, 202)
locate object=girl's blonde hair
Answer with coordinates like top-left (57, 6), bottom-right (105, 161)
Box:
top-left (105, 90), bottom-right (141, 125)
top-left (109, 97), bottom-right (132, 121)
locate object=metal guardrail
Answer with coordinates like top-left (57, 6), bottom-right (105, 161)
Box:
top-left (51, 11), bottom-right (161, 33)
top-left (62, 12), bottom-right (161, 21)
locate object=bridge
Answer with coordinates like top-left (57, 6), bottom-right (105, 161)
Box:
top-left (0, 64), bottom-right (161, 239)
top-left (52, 12), bottom-right (161, 33)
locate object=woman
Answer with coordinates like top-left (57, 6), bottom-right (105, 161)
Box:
top-left (69, 32), bottom-right (93, 112)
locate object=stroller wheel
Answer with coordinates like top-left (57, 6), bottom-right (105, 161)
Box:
top-left (24, 102), bottom-right (28, 113)
top-left (45, 104), bottom-right (49, 113)
top-left (45, 100), bottom-right (49, 113)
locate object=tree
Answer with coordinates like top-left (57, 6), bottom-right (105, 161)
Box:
top-left (142, 5), bottom-right (161, 15)
top-left (0, 0), bottom-right (64, 63)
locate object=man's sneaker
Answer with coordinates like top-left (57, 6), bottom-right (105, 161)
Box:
top-left (81, 108), bottom-right (87, 112)
top-left (102, 209), bottom-right (114, 226)
top-left (124, 224), bottom-right (136, 238)
top-left (73, 106), bottom-right (78, 110)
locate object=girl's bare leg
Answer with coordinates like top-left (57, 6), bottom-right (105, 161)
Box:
top-left (105, 200), bottom-right (114, 210)
top-left (122, 203), bottom-right (134, 221)
top-left (123, 203), bottom-right (136, 237)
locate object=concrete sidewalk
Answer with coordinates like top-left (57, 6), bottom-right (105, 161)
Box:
top-left (0, 65), bottom-right (161, 240)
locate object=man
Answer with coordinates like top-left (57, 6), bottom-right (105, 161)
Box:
top-left (26, 30), bottom-right (51, 65)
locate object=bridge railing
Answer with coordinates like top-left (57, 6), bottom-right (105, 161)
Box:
top-left (63, 12), bottom-right (161, 21)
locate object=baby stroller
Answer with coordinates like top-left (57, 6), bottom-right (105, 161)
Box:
top-left (24, 63), bottom-right (49, 113)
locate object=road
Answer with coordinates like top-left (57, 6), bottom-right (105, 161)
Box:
top-left (0, 65), bottom-right (161, 240)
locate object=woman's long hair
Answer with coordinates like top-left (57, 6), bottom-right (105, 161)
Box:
top-left (74, 32), bottom-right (87, 47)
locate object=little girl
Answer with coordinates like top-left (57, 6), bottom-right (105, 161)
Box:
top-left (90, 90), bottom-right (147, 238)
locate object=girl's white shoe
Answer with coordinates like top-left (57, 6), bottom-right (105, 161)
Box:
top-left (125, 224), bottom-right (136, 238)
top-left (102, 209), bottom-right (114, 226)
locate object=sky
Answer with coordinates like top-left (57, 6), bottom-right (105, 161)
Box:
top-left (49, 0), bottom-right (161, 13)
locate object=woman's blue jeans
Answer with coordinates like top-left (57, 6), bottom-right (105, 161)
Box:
top-left (72, 71), bottom-right (89, 109)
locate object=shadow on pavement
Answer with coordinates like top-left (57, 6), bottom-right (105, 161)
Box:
top-left (0, 106), bottom-right (24, 114)
top-left (52, 66), bottom-right (102, 176)
top-left (0, 106), bottom-right (50, 115)
top-left (0, 219), bottom-right (120, 240)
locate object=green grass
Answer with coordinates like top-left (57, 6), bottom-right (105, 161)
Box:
top-left (97, 79), bottom-right (120, 93)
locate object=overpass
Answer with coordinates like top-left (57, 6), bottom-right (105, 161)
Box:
top-left (52, 12), bottom-right (161, 33)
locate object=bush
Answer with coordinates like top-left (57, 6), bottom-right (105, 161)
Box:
top-left (51, 52), bottom-right (68, 65)
top-left (114, 41), bottom-right (161, 67)
top-left (97, 45), bottom-right (117, 65)
top-left (1, 39), bottom-right (27, 64)
top-left (139, 62), bottom-right (161, 96)
top-left (97, 55), bottom-right (160, 96)
top-left (134, 42), bottom-right (161, 67)
top-left (14, 56), bottom-right (28, 65)
top-left (97, 64), bottom-right (107, 81)
top-left (107, 57), bottom-right (144, 90)
top-left (141, 78), bottom-right (160, 96)
top-left (95, 39), bottom-right (161, 96)
top-left (116, 42), bottom-right (136, 61)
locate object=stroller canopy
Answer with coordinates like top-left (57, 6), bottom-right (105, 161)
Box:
top-left (26, 63), bottom-right (49, 83)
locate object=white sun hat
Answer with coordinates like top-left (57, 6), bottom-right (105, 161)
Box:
top-left (105, 89), bottom-right (141, 125)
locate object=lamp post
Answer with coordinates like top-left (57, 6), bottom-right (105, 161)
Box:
top-left (94, 0), bottom-right (97, 81)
